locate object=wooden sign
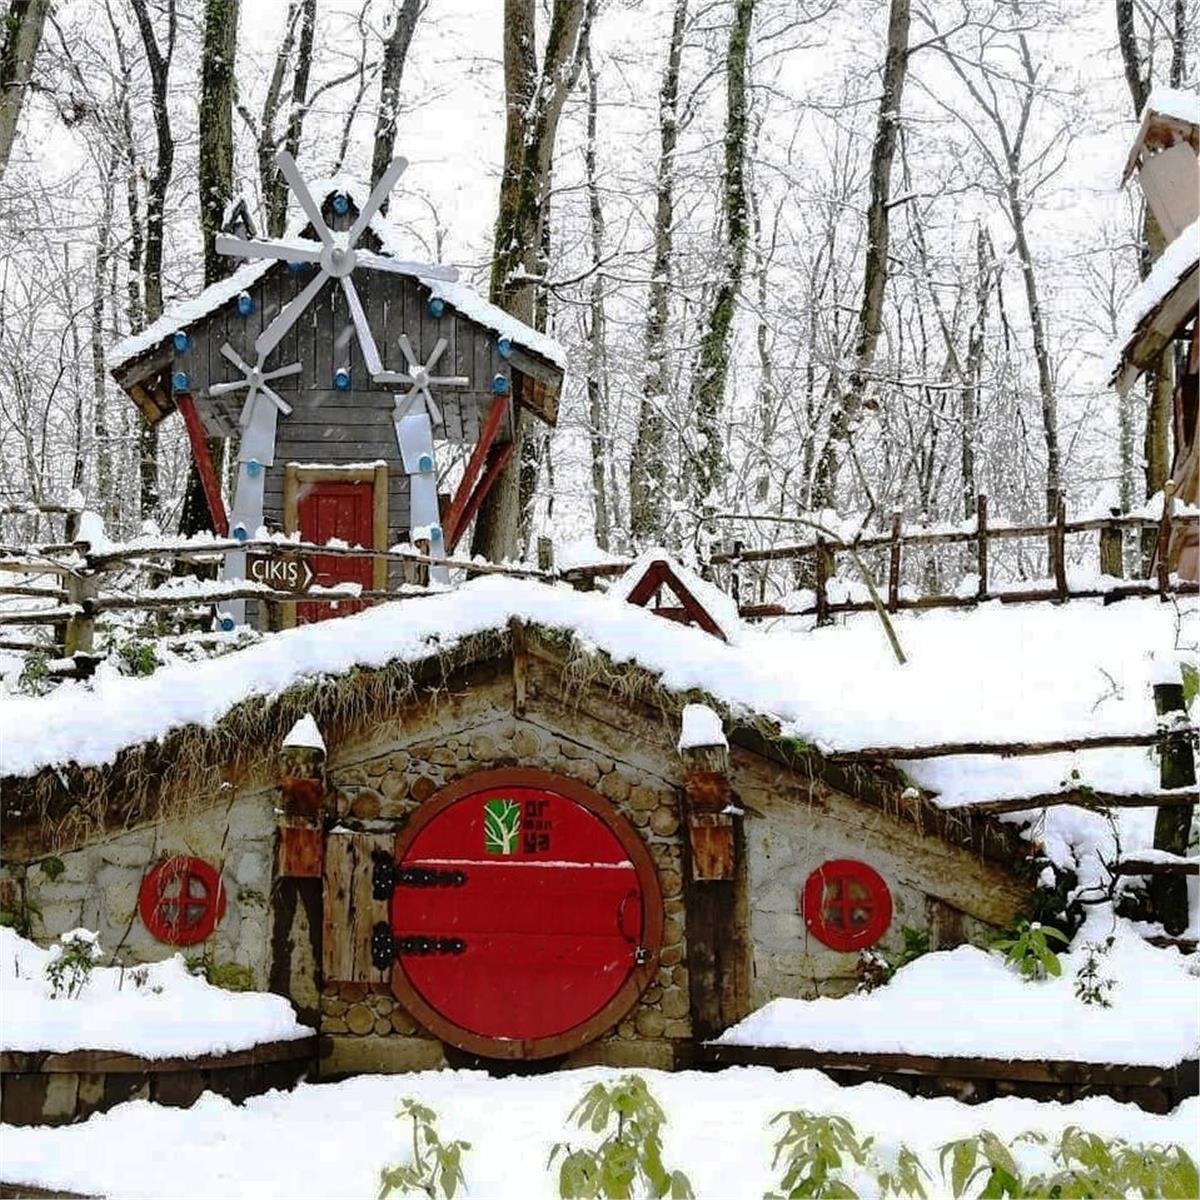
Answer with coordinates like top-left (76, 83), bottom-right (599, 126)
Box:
top-left (246, 551), bottom-right (315, 593)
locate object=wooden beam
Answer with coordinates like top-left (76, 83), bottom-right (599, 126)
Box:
top-left (947, 789), bottom-right (1199, 816)
top-left (446, 442), bottom-right (514, 553)
top-left (176, 393), bottom-right (228, 537)
top-left (840, 730), bottom-right (1191, 762)
top-left (444, 394), bottom-right (510, 548)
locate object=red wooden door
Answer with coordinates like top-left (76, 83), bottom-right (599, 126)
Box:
top-left (296, 481), bottom-right (374, 624)
top-left (388, 772), bottom-right (662, 1059)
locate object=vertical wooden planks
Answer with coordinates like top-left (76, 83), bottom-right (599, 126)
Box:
top-left (322, 830), bottom-right (393, 983)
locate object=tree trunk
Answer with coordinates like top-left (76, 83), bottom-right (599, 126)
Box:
top-left (629, 0), bottom-right (687, 542)
top-left (814, 0), bottom-right (910, 508)
top-left (370, 0), bottom-right (422, 203)
top-left (91, 141), bottom-right (118, 524)
top-left (471, 0), bottom-right (591, 561)
top-left (961, 224), bottom-right (994, 518)
top-left (584, 50), bottom-right (609, 549)
top-left (687, 0), bottom-right (754, 511)
top-left (0, 0), bottom-right (49, 178)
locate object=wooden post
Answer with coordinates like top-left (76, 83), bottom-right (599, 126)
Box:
top-left (1155, 482), bottom-right (1175, 599)
top-left (536, 536), bottom-right (554, 573)
top-left (976, 495), bottom-right (989, 600)
top-left (1052, 491), bottom-right (1068, 600)
top-left (730, 539), bottom-right (743, 611)
top-left (887, 512), bottom-right (902, 613)
top-left (678, 713), bottom-right (749, 1043)
top-left (1099, 509), bottom-right (1124, 579)
top-left (63, 543), bottom-right (98, 659)
top-left (1151, 678), bottom-right (1197, 936)
top-left (815, 537), bottom-right (831, 626)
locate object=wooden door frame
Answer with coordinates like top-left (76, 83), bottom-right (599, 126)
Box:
top-left (281, 462), bottom-right (389, 629)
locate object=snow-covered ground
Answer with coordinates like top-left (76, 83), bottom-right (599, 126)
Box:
top-left (1, 928), bottom-right (312, 1058)
top-left (717, 913), bottom-right (1200, 1066)
top-left (0, 1066), bottom-right (1196, 1200)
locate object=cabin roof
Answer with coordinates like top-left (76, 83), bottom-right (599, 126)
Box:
top-left (1122, 86), bottom-right (1200, 182)
top-left (1106, 217), bottom-right (1199, 395)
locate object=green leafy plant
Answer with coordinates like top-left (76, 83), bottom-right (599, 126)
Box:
top-left (379, 1099), bottom-right (470, 1199)
top-left (113, 635), bottom-right (160, 677)
top-left (991, 919), bottom-right (1069, 980)
top-left (940, 1130), bottom-right (1023, 1198)
top-left (18, 650), bottom-right (52, 695)
top-left (1073, 936), bottom-right (1117, 1008)
top-left (766, 1111), bottom-right (873, 1198)
top-left (551, 1076), bottom-right (693, 1199)
top-left (44, 928), bottom-right (102, 999)
top-left (876, 1145), bottom-right (931, 1199)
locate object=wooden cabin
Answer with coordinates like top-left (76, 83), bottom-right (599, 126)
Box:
top-left (108, 170), bottom-right (565, 623)
top-left (1112, 88), bottom-right (1199, 579)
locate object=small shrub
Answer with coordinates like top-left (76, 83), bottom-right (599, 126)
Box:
top-left (876, 1145), bottom-right (930, 1199)
top-left (1073, 936), bottom-right (1117, 1007)
top-left (379, 1099), bottom-right (469, 1200)
top-left (113, 636), bottom-right (160, 677)
top-left (45, 928), bottom-right (102, 999)
top-left (991, 919), bottom-right (1068, 981)
top-left (766, 1110), bottom-right (873, 1198)
top-left (551, 1075), bottom-right (693, 1199)
top-left (856, 927), bottom-right (931, 993)
top-left (939, 1130), bottom-right (1022, 1198)
top-left (17, 651), bottom-right (51, 695)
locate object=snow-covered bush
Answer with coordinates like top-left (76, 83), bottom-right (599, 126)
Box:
top-left (44, 928), bottom-right (102, 999)
top-left (766, 1110), bottom-right (877, 1198)
top-left (990, 919), bottom-right (1068, 981)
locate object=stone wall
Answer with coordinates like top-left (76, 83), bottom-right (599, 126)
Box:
top-left (319, 699), bottom-right (692, 1073)
top-left (12, 791), bottom-right (275, 988)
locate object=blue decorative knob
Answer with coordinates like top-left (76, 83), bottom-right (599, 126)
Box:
top-left (491, 373), bottom-right (509, 395)
top-left (287, 260), bottom-right (303, 272)
top-left (233, 523), bottom-right (248, 542)
top-left (427, 297), bottom-right (445, 319)
top-left (334, 368), bottom-right (351, 391)
top-left (430, 525), bottom-right (443, 542)
top-left (497, 337), bottom-right (513, 359)
top-left (173, 331), bottom-right (191, 352)
top-left (246, 459), bottom-right (261, 478)
top-left (237, 291), bottom-right (254, 316)
top-left (172, 371), bottom-right (190, 392)
top-left (332, 192), bottom-right (350, 216)
top-left (418, 453), bottom-right (433, 473)
top-left (219, 615), bottom-right (235, 632)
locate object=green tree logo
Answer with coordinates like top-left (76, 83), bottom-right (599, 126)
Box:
top-left (483, 798), bottom-right (521, 855)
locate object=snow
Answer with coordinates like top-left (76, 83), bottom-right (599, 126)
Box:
top-left (0, 1065), bottom-right (1196, 1200)
top-left (1, 578), bottom-right (1193, 809)
top-left (281, 712), bottom-right (325, 753)
top-left (1143, 86), bottom-right (1200, 128)
top-left (715, 915), bottom-right (1200, 1068)
top-left (1105, 217), bottom-right (1199, 379)
top-left (606, 548), bottom-right (744, 644)
top-left (0, 928), bottom-right (312, 1058)
top-left (678, 703), bottom-right (727, 751)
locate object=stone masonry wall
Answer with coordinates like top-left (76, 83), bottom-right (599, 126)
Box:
top-left (319, 706), bottom-right (690, 1073)
top-left (14, 791), bottom-right (276, 988)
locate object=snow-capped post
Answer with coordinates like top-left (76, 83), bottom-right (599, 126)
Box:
top-left (1150, 665), bottom-right (1196, 935)
top-left (278, 713), bottom-right (328, 830)
top-left (677, 703), bottom-right (748, 1040)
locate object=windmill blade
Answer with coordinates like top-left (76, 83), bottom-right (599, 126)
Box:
top-left (346, 156), bottom-right (408, 248)
top-left (220, 341), bottom-right (253, 376)
top-left (256, 268), bottom-right (328, 360)
top-left (216, 235), bottom-right (322, 264)
top-left (428, 375), bottom-right (471, 388)
top-left (341, 276), bottom-right (384, 377)
top-left (238, 384), bottom-right (261, 428)
top-left (375, 370), bottom-right (415, 386)
top-left (208, 378), bottom-right (251, 397)
top-left (276, 151), bottom-right (334, 247)
top-left (425, 337), bottom-right (448, 372)
top-left (358, 251), bottom-right (459, 283)
top-left (261, 384), bottom-right (293, 417)
top-left (397, 333), bottom-right (418, 371)
top-left (263, 361), bottom-right (303, 382)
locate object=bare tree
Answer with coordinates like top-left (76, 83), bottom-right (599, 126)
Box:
top-left (583, 47), bottom-right (609, 548)
top-left (0, 0), bottom-right (50, 177)
top-left (370, 0), bottom-right (423, 200)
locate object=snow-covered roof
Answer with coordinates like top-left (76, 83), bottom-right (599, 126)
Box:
top-left (1104, 216), bottom-right (1199, 384)
top-left (1141, 86), bottom-right (1200, 129)
top-left (1, 577), bottom-right (1191, 818)
top-left (109, 181), bottom-right (567, 373)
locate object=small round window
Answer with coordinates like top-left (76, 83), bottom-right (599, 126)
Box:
top-left (800, 859), bottom-right (892, 951)
top-left (138, 856), bottom-right (227, 946)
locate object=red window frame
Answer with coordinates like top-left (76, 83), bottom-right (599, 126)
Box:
top-left (138, 856), bottom-right (227, 946)
top-left (800, 859), bottom-right (892, 952)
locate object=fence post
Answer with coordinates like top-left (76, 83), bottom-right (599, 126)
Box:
top-left (1151, 676), bottom-right (1196, 935)
top-left (63, 542), bottom-right (98, 659)
top-left (887, 512), bottom-right (902, 613)
top-left (815, 537), bottom-right (831, 626)
top-left (536, 536), bottom-right (554, 574)
top-left (975, 495), bottom-right (989, 600)
top-left (1051, 491), bottom-right (1068, 600)
top-left (730, 539), bottom-right (743, 611)
top-left (1098, 509), bottom-right (1124, 579)
top-left (1155, 481), bottom-right (1175, 598)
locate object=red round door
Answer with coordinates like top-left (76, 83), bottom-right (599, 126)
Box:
top-left (389, 768), bottom-right (663, 1059)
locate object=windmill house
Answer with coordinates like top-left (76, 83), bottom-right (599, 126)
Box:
top-left (108, 154), bottom-right (566, 624)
